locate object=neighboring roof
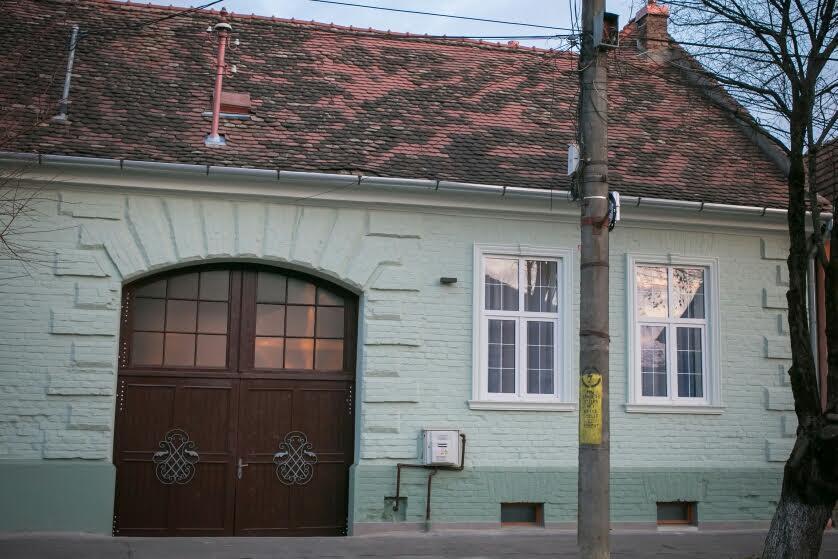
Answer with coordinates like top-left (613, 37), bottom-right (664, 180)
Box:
top-left (3, 0), bottom-right (789, 208)
top-left (813, 140), bottom-right (838, 200)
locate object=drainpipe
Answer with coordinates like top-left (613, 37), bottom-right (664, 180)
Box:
top-left (53, 25), bottom-right (79, 122)
top-left (205, 9), bottom-right (231, 146)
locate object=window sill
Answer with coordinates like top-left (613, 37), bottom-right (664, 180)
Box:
top-left (468, 400), bottom-right (576, 412)
top-left (624, 403), bottom-right (724, 415)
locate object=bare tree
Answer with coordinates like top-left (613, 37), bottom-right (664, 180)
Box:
top-left (656, 1), bottom-right (837, 556)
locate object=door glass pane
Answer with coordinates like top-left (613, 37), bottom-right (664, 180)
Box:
top-left (527, 321), bottom-right (555, 394)
top-left (316, 307), bottom-right (345, 338)
top-left (672, 268), bottom-right (705, 319)
top-left (524, 260), bottom-right (558, 313)
top-left (166, 300), bottom-right (197, 333)
top-left (315, 339), bottom-right (343, 370)
top-left (676, 327), bottom-right (704, 397)
top-left (132, 332), bottom-right (163, 365)
top-left (485, 258), bottom-right (519, 311)
top-left (257, 272), bottom-right (287, 303)
top-left (198, 302), bottom-right (228, 334)
top-left (167, 273), bottom-right (199, 299)
top-left (636, 266), bottom-right (668, 318)
top-left (286, 306), bottom-right (315, 337)
top-left (256, 304), bottom-right (285, 336)
top-left (285, 338), bottom-right (314, 369)
top-left (164, 333), bottom-right (195, 366)
top-left (254, 337), bottom-right (284, 369)
top-left (133, 298), bottom-right (165, 331)
top-left (640, 325), bottom-right (667, 397)
top-left (488, 319), bottom-right (516, 393)
top-left (196, 334), bottom-right (227, 367)
top-left (199, 271), bottom-right (230, 301)
top-left (317, 288), bottom-right (344, 306)
top-left (287, 278), bottom-right (316, 305)
top-left (135, 279), bottom-right (166, 298)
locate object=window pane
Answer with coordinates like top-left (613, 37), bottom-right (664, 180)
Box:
top-left (672, 268), bottom-right (705, 319)
top-left (287, 278), bottom-right (316, 305)
top-left (166, 300), bottom-right (197, 333)
top-left (527, 321), bottom-right (555, 394)
top-left (198, 302), bottom-right (228, 334)
top-left (285, 338), bottom-right (314, 369)
top-left (167, 273), bottom-right (199, 299)
top-left (636, 266), bottom-right (668, 318)
top-left (287, 306), bottom-right (315, 337)
top-left (135, 279), bottom-right (166, 298)
top-left (257, 272), bottom-right (287, 303)
top-left (485, 258), bottom-right (519, 311)
top-left (676, 327), bottom-right (704, 398)
top-left (132, 332), bottom-right (163, 365)
top-left (317, 287), bottom-right (344, 306)
top-left (488, 319), bottom-right (516, 393)
top-left (254, 337), bottom-right (284, 368)
top-left (316, 307), bottom-right (345, 338)
top-left (164, 333), bottom-right (195, 366)
top-left (196, 334), bottom-right (227, 367)
top-left (199, 271), bottom-right (230, 301)
top-left (524, 260), bottom-right (558, 313)
top-left (133, 298), bottom-right (165, 331)
top-left (315, 339), bottom-right (344, 370)
top-left (640, 325), bottom-right (667, 397)
top-left (256, 304), bottom-right (285, 336)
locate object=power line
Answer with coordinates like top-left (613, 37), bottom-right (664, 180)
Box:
top-left (307, 0), bottom-right (576, 32)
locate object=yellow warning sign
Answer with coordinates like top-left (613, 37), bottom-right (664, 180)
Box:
top-left (579, 370), bottom-right (603, 445)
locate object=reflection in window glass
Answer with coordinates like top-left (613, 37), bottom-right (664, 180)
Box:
top-left (199, 271), bottom-right (230, 301)
top-left (164, 333), bottom-right (195, 366)
top-left (636, 266), bottom-right (668, 318)
top-left (488, 319), bottom-right (516, 393)
top-left (485, 258), bottom-right (519, 311)
top-left (198, 302), bottom-right (228, 334)
top-left (677, 327), bottom-right (703, 397)
top-left (527, 321), bottom-right (554, 394)
top-left (196, 334), bottom-right (227, 367)
top-left (285, 338), bottom-right (314, 369)
top-left (132, 332), bottom-right (163, 365)
top-left (257, 272), bottom-right (287, 304)
top-left (672, 268), bottom-right (705, 319)
top-left (254, 337), bottom-right (284, 369)
top-left (317, 288), bottom-right (344, 306)
top-left (166, 300), bottom-right (197, 333)
top-left (640, 326), bottom-right (667, 397)
top-left (316, 307), bottom-right (345, 338)
top-left (287, 278), bottom-right (316, 305)
top-left (286, 306), bottom-right (315, 337)
top-left (167, 273), bottom-right (199, 299)
top-left (135, 279), bottom-right (166, 298)
top-left (133, 298), bottom-right (165, 331)
top-left (255, 304), bottom-right (285, 336)
top-left (315, 339), bottom-right (344, 370)
top-left (524, 260), bottom-right (558, 313)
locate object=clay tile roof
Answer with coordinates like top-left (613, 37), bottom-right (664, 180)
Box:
top-left (3, 0), bottom-right (789, 208)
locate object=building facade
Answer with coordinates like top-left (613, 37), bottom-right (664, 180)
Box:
top-left (0, 0), bottom-right (798, 535)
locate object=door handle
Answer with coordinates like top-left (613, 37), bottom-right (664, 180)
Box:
top-left (236, 458), bottom-right (248, 480)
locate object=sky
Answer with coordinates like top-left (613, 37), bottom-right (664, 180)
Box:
top-left (143, 0), bottom-right (643, 48)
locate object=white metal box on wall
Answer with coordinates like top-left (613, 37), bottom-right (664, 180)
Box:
top-left (423, 430), bottom-right (461, 466)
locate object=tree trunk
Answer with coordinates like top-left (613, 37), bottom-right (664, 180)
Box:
top-left (762, 461), bottom-right (833, 559)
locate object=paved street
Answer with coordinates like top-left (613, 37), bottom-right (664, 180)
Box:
top-left (1, 530), bottom-right (837, 558)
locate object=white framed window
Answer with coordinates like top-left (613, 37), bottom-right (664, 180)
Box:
top-left (626, 255), bottom-right (723, 413)
top-left (469, 245), bottom-right (574, 411)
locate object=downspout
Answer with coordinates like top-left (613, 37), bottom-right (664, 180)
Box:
top-left (53, 25), bottom-right (79, 122)
top-left (205, 9), bottom-right (231, 146)
top-left (818, 237), bottom-right (831, 411)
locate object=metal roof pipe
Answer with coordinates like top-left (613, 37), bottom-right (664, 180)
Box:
top-left (53, 25), bottom-right (79, 123)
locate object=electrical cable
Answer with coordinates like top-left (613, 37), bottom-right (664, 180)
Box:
top-left (307, 0), bottom-right (576, 32)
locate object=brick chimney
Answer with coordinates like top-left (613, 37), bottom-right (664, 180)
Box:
top-left (635, 0), bottom-right (670, 51)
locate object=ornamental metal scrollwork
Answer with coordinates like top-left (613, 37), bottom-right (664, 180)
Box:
top-left (273, 431), bottom-right (318, 486)
top-left (152, 429), bottom-right (199, 485)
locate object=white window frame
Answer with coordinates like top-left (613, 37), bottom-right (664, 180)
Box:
top-left (469, 244), bottom-right (575, 411)
top-left (626, 254), bottom-right (724, 414)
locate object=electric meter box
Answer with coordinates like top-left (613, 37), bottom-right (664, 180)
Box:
top-left (423, 429), bottom-right (461, 467)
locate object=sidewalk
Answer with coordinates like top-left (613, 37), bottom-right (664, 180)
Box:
top-left (1, 530), bottom-right (836, 558)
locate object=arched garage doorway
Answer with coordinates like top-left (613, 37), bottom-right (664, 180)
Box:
top-left (113, 264), bottom-right (357, 536)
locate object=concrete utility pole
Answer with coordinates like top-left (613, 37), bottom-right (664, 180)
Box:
top-left (577, 0), bottom-right (610, 557)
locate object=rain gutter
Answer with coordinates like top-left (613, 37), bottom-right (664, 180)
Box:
top-left (0, 151), bottom-right (791, 218)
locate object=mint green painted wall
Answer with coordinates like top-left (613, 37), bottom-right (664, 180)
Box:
top-left (0, 174), bottom-right (794, 531)
top-left (0, 461), bottom-right (115, 533)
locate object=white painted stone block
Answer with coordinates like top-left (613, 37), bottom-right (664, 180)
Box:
top-left (72, 341), bottom-right (116, 367)
top-left (761, 238), bottom-right (787, 260)
top-left (765, 387), bottom-right (794, 411)
top-left (368, 211), bottom-right (421, 238)
top-left (364, 380), bottom-right (419, 403)
top-left (766, 439), bottom-right (794, 462)
top-left (762, 287), bottom-right (787, 310)
top-left (765, 336), bottom-right (792, 359)
top-left (51, 309), bottom-right (116, 336)
top-left (54, 250), bottom-right (108, 277)
top-left (165, 198), bottom-right (205, 260)
top-left (60, 191), bottom-right (122, 220)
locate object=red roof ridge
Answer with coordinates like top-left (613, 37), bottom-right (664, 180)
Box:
top-left (99, 0), bottom-right (573, 56)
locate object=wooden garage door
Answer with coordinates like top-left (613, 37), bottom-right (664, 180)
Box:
top-left (113, 266), bottom-right (356, 536)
